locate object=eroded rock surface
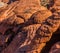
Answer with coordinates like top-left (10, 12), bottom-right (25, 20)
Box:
top-left (0, 0), bottom-right (60, 53)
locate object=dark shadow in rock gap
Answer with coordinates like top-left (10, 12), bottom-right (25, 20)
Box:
top-left (41, 29), bottom-right (60, 53)
top-left (8, 0), bottom-right (17, 4)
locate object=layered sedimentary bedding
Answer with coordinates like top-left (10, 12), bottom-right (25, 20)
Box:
top-left (0, 0), bottom-right (60, 53)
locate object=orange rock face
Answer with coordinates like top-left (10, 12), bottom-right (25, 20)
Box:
top-left (0, 0), bottom-right (60, 53)
top-left (14, 0), bottom-right (49, 22)
top-left (2, 0), bottom-right (9, 3)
